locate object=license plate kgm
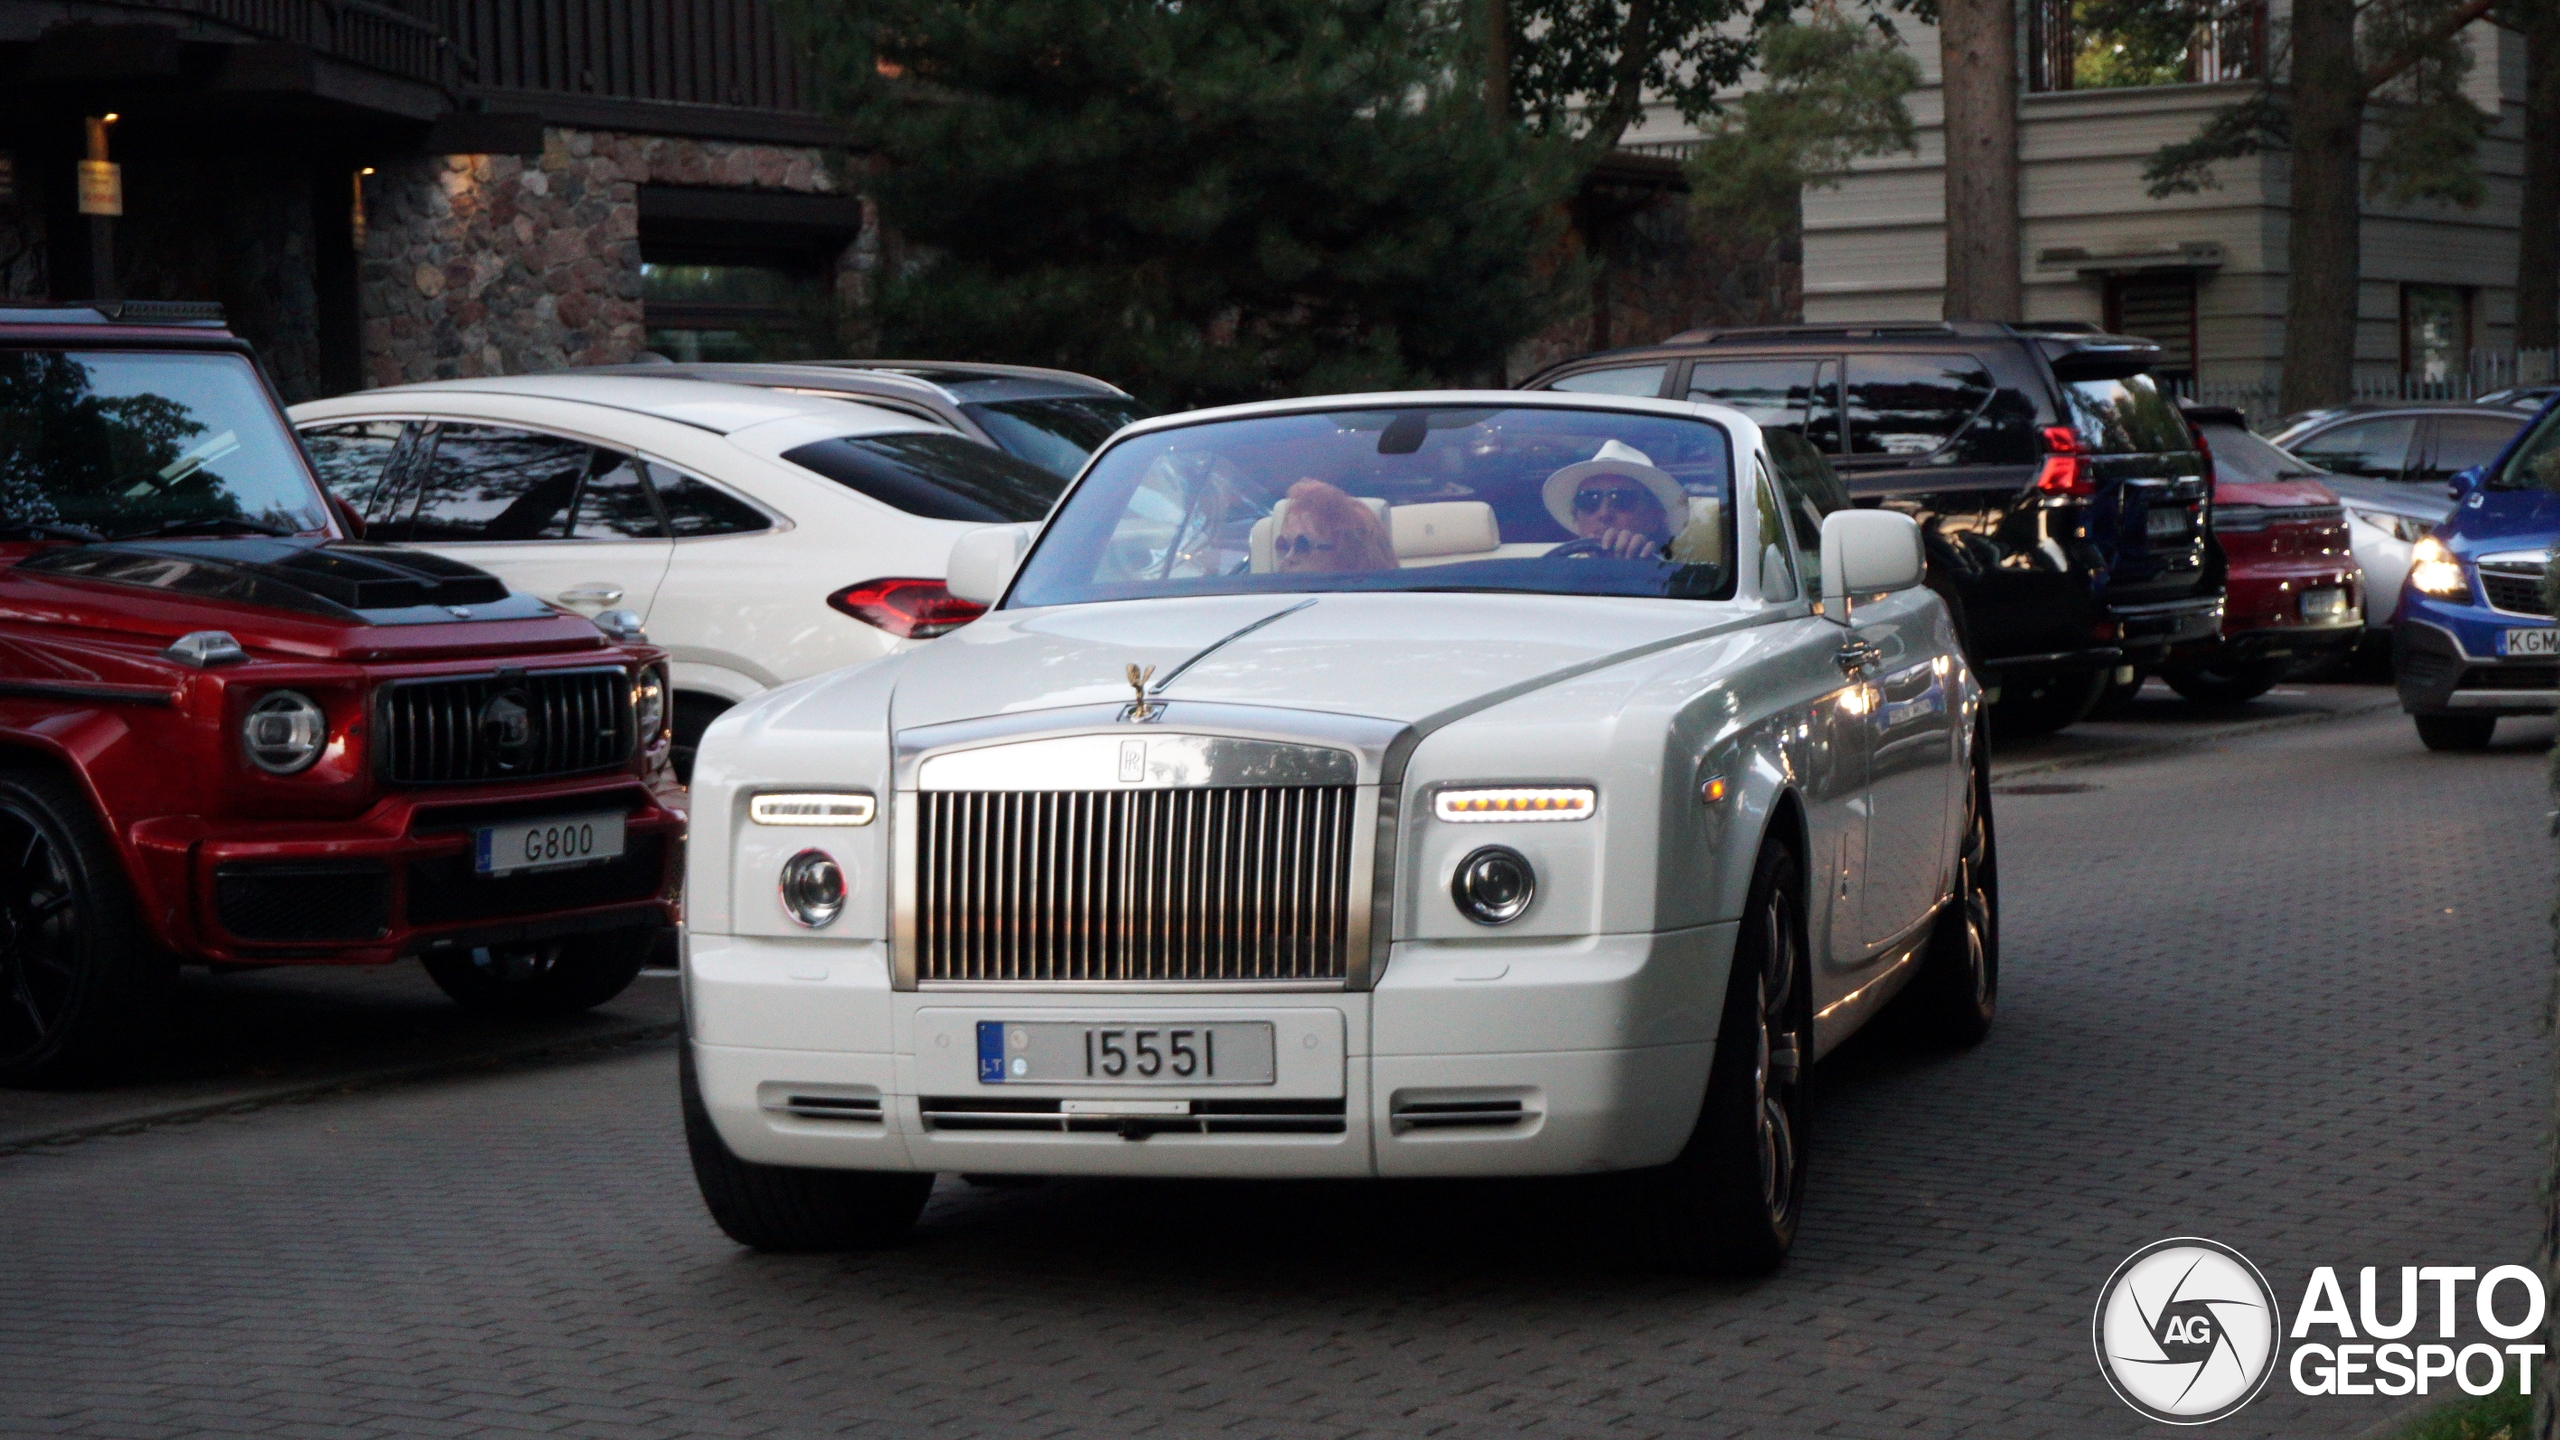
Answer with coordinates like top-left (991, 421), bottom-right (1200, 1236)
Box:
top-left (2502, 627), bottom-right (2560, 657)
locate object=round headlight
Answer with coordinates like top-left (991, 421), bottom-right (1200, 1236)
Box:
top-left (241, 691), bottom-right (327, 774)
top-left (633, 665), bottom-right (668, 744)
top-left (1452, 845), bottom-right (1535, 926)
top-left (778, 848), bottom-right (845, 928)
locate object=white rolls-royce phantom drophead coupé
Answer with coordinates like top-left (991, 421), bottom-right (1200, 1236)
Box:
top-left (681, 390), bottom-right (1996, 1274)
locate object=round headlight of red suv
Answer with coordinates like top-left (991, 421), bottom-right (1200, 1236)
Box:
top-left (241, 691), bottom-right (327, 774)
top-left (633, 665), bottom-right (668, 744)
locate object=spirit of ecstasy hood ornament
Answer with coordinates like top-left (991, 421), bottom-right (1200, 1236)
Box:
top-left (1125, 663), bottom-right (1159, 722)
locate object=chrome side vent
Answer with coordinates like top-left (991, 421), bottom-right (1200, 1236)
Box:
top-left (919, 1096), bottom-right (1347, 1138)
top-left (759, 1084), bottom-right (884, 1123)
top-left (1389, 1091), bottom-right (1536, 1134)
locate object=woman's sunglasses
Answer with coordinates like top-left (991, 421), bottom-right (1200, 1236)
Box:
top-left (1274, 533), bottom-right (1337, 558)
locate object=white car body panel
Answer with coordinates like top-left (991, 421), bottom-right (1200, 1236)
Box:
top-left (681, 390), bottom-right (1981, 1180)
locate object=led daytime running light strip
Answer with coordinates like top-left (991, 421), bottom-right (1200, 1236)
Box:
top-left (751, 792), bottom-right (876, 827)
top-left (1434, 787), bottom-right (1596, 822)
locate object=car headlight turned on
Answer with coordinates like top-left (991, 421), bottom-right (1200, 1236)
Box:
top-left (241, 691), bottom-right (327, 774)
top-left (777, 848), bottom-right (846, 928)
top-left (2409, 537), bottom-right (2469, 598)
top-left (1434, 786), bottom-right (1595, 822)
top-left (1452, 845), bottom-right (1536, 925)
top-left (632, 665), bottom-right (668, 745)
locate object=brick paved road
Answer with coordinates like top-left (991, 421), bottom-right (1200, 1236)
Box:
top-left (0, 706), bottom-right (2547, 1439)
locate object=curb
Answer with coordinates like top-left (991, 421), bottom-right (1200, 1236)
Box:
top-left (1991, 697), bottom-right (2402, 783)
top-left (0, 1019), bottom-right (679, 1157)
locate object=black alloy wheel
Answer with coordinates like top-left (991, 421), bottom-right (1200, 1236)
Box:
top-left (422, 928), bottom-right (651, 1020)
top-left (1635, 838), bottom-right (1810, 1276)
top-left (0, 769), bottom-right (166, 1084)
top-left (2160, 658), bottom-right (2289, 707)
top-left (1910, 732), bottom-right (1999, 1045)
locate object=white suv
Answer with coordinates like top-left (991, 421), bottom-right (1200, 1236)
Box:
top-left (290, 375), bottom-right (1069, 777)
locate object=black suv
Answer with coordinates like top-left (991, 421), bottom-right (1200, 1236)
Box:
top-left (1522, 322), bottom-right (2225, 733)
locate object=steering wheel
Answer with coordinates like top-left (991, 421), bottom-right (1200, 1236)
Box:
top-left (1546, 537), bottom-right (1613, 560)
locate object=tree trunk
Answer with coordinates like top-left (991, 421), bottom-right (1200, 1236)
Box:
top-left (1482, 0), bottom-right (1511, 118)
top-left (2517, 0), bottom-right (2559, 352)
top-left (2281, 0), bottom-right (2366, 412)
top-left (1940, 0), bottom-right (2021, 321)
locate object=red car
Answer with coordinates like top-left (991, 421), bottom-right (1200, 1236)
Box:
top-left (2151, 406), bottom-right (2363, 704)
top-left (0, 302), bottom-right (683, 1082)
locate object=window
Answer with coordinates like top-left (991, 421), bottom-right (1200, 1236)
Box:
top-left (781, 432), bottom-right (1069, 522)
top-left (300, 421), bottom-right (407, 516)
top-left (576, 453), bottom-right (668, 538)
top-left (2104, 275), bottom-right (2198, 382)
top-left (2401, 285), bottom-right (2473, 387)
top-left (960, 397), bottom-right (1154, 479)
top-left (375, 426), bottom-right (589, 542)
top-left (1753, 465), bottom-right (1799, 602)
top-left (1766, 430), bottom-right (1849, 598)
top-left (1845, 354), bottom-right (1997, 457)
top-left (641, 262), bottom-right (827, 363)
top-left (2028, 0), bottom-right (2265, 92)
top-left (1548, 364), bottom-right (1669, 397)
top-left (2058, 374), bottom-right (2191, 456)
top-left (1686, 359), bottom-right (1841, 447)
top-left (2291, 417), bottom-right (2415, 480)
top-left (2420, 414), bottom-right (2525, 480)
top-left (645, 462), bottom-right (770, 537)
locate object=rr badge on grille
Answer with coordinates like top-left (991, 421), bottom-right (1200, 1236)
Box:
top-left (478, 690), bottom-right (538, 770)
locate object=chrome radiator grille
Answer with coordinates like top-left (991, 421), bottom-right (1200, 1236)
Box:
top-left (913, 786), bottom-right (1357, 983)
top-left (376, 667), bottom-right (633, 785)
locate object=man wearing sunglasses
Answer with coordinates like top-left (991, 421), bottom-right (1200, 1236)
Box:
top-left (1542, 440), bottom-right (1689, 559)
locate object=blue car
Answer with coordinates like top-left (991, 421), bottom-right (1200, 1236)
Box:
top-left (2393, 395), bottom-right (2560, 749)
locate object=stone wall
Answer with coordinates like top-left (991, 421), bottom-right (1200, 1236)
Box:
top-left (1512, 192), bottom-right (1803, 379)
top-left (359, 127), bottom-right (868, 387)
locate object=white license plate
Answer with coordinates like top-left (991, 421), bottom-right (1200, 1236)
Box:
top-left (2146, 507), bottom-right (2191, 538)
top-left (2503, 627), bottom-right (2560, 657)
top-left (977, 1021), bottom-right (1276, 1086)
top-left (473, 811), bottom-right (625, 876)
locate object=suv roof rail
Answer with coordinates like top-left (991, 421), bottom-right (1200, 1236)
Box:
top-left (1660, 320), bottom-right (2023, 344)
top-left (0, 300), bottom-right (229, 326)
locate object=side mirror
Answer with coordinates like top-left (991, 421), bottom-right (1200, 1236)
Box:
top-left (2447, 466), bottom-right (2484, 502)
top-left (946, 523), bottom-right (1035, 606)
top-left (1819, 509), bottom-right (1924, 611)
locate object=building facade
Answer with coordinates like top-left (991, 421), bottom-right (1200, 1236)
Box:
top-left (0, 0), bottom-right (872, 401)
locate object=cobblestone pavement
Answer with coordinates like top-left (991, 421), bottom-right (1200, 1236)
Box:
top-left (0, 706), bottom-right (2547, 1439)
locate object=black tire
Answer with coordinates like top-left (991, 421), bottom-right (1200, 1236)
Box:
top-left (1907, 727), bottom-right (1998, 1046)
top-left (1990, 670), bottom-right (2104, 738)
top-left (2413, 713), bottom-right (2497, 751)
top-left (1631, 838), bottom-right (1810, 1276)
top-left (421, 926), bottom-right (652, 1020)
top-left (671, 694), bottom-right (733, 786)
top-left (682, 1045), bottom-right (934, 1251)
top-left (0, 768), bottom-right (169, 1085)
top-left (2087, 667), bottom-right (2146, 718)
top-left (2160, 659), bottom-right (2288, 707)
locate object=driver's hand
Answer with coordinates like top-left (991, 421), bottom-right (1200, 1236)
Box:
top-left (1598, 527), bottom-right (1660, 558)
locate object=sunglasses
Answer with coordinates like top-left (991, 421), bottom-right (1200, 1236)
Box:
top-left (1573, 485), bottom-right (1655, 516)
top-left (1274, 534), bottom-right (1337, 558)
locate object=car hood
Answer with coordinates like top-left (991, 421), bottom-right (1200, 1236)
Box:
top-left (2319, 476), bottom-right (2456, 523)
top-left (886, 592), bottom-right (1748, 732)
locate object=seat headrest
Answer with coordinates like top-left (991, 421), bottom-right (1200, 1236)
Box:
top-left (1388, 501), bottom-right (1500, 558)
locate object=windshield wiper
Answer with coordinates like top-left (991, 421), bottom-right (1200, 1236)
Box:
top-left (118, 516), bottom-right (298, 540)
top-left (0, 519), bottom-right (106, 544)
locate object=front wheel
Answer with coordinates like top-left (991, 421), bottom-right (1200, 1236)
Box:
top-left (422, 927), bottom-right (651, 1020)
top-left (2413, 713), bottom-right (2497, 751)
top-left (682, 1046), bottom-right (934, 1251)
top-left (1630, 838), bottom-right (1810, 1276)
top-left (2160, 658), bottom-right (2287, 707)
top-left (0, 768), bottom-right (169, 1084)
top-left (1907, 732), bottom-right (1998, 1046)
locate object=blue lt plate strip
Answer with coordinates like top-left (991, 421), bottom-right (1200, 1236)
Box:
top-left (977, 1021), bottom-right (1007, 1083)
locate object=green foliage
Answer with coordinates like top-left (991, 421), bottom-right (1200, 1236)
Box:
top-left (2069, 0), bottom-right (2211, 86)
top-left (2388, 1371), bottom-right (2531, 1439)
top-left (1508, 0), bottom-right (1768, 141)
top-left (1682, 16), bottom-right (1921, 238)
top-left (785, 0), bottom-right (1582, 409)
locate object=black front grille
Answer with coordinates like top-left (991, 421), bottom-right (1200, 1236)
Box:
top-left (405, 832), bottom-right (668, 926)
top-left (377, 667), bottom-right (633, 785)
top-left (215, 863), bottom-right (392, 943)
top-left (2480, 570), bottom-right (2552, 617)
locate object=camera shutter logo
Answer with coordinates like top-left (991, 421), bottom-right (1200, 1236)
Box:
top-left (2094, 1238), bottom-right (2283, 1424)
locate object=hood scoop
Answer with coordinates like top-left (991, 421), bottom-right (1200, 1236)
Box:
top-left (18, 538), bottom-right (554, 625)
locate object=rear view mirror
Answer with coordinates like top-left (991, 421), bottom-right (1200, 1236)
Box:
top-left (2447, 467), bottom-right (2484, 501)
top-left (1819, 509), bottom-right (1924, 609)
top-left (946, 523), bottom-right (1035, 606)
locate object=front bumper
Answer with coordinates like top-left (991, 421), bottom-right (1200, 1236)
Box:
top-left (128, 776), bottom-right (685, 964)
top-left (686, 926), bottom-right (1733, 1180)
top-left (2395, 613), bottom-right (2559, 716)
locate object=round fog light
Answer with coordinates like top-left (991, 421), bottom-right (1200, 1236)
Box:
top-left (778, 849), bottom-right (845, 928)
top-left (1452, 845), bottom-right (1535, 926)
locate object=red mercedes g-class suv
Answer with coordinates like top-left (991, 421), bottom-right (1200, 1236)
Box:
top-left (0, 302), bottom-right (683, 1082)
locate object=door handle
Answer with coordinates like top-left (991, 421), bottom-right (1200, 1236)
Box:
top-left (1833, 640), bottom-right (1881, 678)
top-left (556, 584), bottom-right (624, 607)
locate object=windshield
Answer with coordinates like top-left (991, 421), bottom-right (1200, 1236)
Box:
top-left (781, 431), bottom-right (1068, 521)
top-left (1006, 405), bottom-right (1738, 609)
top-left (0, 350), bottom-right (328, 538)
top-left (2493, 405), bottom-right (2560, 491)
top-left (961, 397), bottom-right (1152, 478)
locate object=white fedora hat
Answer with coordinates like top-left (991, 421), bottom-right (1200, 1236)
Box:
top-left (1542, 439), bottom-right (1689, 532)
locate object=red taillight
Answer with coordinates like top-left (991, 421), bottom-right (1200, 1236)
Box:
top-left (2035, 425), bottom-right (2094, 497)
top-left (828, 578), bottom-right (985, 639)
top-left (2189, 423), bottom-right (2217, 487)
